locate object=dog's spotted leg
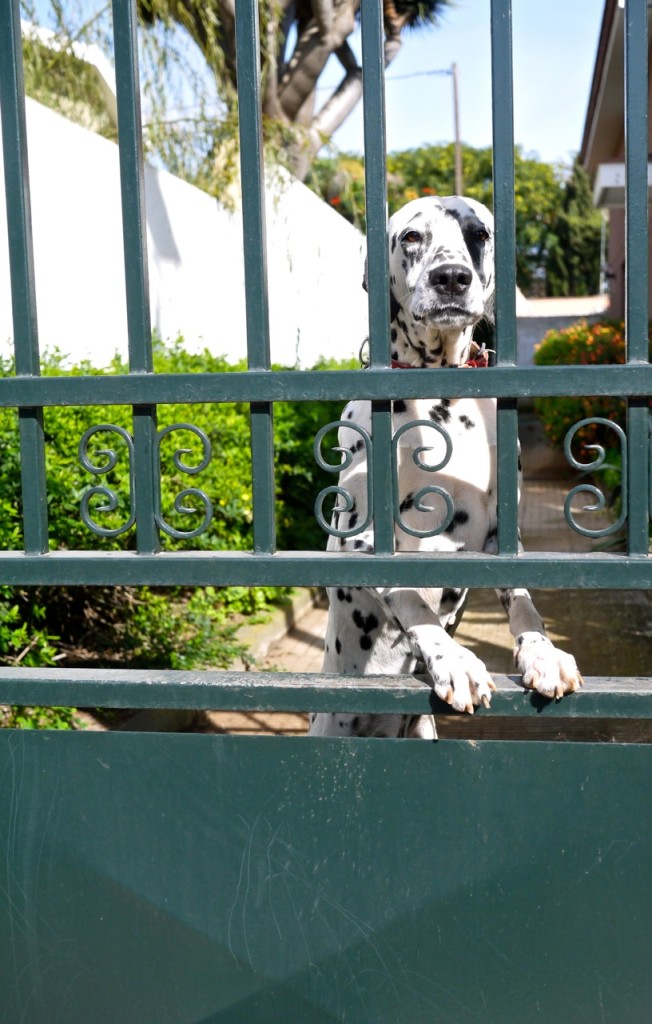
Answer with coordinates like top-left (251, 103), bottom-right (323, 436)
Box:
top-left (372, 588), bottom-right (496, 713)
top-left (498, 587), bottom-right (584, 699)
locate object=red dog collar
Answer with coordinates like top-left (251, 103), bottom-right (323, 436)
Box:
top-left (391, 343), bottom-right (491, 370)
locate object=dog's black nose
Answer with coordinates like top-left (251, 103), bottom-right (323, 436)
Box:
top-left (428, 263), bottom-right (473, 297)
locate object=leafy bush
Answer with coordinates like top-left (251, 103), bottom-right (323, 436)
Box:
top-left (533, 319), bottom-right (652, 453)
top-left (0, 341), bottom-right (356, 728)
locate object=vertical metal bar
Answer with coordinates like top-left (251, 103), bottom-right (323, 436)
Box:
top-left (623, 0), bottom-right (650, 556)
top-left (491, 0), bottom-right (519, 556)
top-left (112, 0), bottom-right (159, 553)
top-left (235, 0), bottom-right (275, 554)
top-left (361, 0), bottom-right (393, 554)
top-left (0, 0), bottom-right (48, 553)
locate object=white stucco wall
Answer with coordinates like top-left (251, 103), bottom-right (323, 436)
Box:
top-left (0, 98), bottom-right (368, 368)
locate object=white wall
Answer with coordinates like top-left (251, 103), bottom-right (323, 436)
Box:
top-left (0, 98), bottom-right (368, 368)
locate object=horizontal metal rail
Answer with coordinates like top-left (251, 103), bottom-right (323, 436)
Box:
top-left (2, 364), bottom-right (652, 407)
top-left (0, 549), bottom-right (648, 587)
top-left (0, 669), bottom-right (650, 717)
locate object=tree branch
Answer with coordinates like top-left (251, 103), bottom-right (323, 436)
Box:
top-left (278, 0), bottom-right (358, 120)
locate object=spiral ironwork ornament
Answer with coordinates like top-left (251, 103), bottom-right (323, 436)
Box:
top-left (78, 424), bottom-right (136, 537)
top-left (155, 423), bottom-right (213, 539)
top-left (563, 417), bottom-right (627, 538)
top-left (313, 421), bottom-right (373, 537)
top-left (392, 420), bottom-right (455, 538)
top-left (313, 418), bottom-right (456, 540)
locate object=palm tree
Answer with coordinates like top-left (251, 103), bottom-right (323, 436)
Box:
top-left (137, 0), bottom-right (452, 178)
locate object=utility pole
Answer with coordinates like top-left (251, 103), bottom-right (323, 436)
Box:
top-left (451, 63), bottom-right (463, 195)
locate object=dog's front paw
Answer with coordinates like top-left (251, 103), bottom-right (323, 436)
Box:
top-left (515, 631), bottom-right (583, 699)
top-left (417, 633), bottom-right (495, 714)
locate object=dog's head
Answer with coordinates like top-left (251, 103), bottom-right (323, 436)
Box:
top-left (368, 195), bottom-right (495, 367)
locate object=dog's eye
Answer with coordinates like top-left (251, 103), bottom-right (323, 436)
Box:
top-left (474, 228), bottom-right (490, 242)
top-left (402, 229), bottom-right (422, 245)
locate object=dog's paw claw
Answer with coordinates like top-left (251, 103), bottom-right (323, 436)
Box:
top-left (515, 632), bottom-right (582, 701)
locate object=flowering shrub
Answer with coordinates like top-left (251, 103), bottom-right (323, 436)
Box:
top-left (533, 319), bottom-right (652, 452)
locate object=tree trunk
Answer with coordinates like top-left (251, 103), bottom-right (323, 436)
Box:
top-left (278, 0), bottom-right (358, 120)
top-left (291, 29), bottom-right (403, 179)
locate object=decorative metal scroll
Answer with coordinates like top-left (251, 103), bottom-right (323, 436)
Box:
top-left (563, 417), bottom-right (627, 538)
top-left (78, 424), bottom-right (136, 537)
top-left (154, 423), bottom-right (213, 540)
top-left (313, 421), bottom-right (373, 538)
top-left (391, 420), bottom-right (454, 538)
top-left (314, 418), bottom-right (454, 539)
top-left (79, 422), bottom-right (213, 540)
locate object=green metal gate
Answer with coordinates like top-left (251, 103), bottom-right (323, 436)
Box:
top-left (1, 0), bottom-right (651, 1021)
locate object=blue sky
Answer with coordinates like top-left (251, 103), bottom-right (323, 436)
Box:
top-left (319, 0), bottom-right (605, 165)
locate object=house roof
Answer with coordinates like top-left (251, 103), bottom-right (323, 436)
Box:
top-left (580, 0), bottom-right (622, 174)
top-left (580, 0), bottom-right (652, 176)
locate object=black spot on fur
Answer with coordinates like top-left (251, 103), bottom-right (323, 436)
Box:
top-left (459, 414), bottom-right (475, 429)
top-left (335, 637), bottom-right (341, 654)
top-left (444, 509), bottom-right (469, 534)
top-left (351, 716), bottom-right (360, 730)
top-left (391, 327), bottom-right (398, 341)
top-left (442, 587), bottom-right (463, 604)
top-left (393, 399), bottom-right (406, 413)
top-left (399, 494), bottom-right (414, 513)
top-left (352, 610), bottom-right (379, 636)
top-left (429, 399), bottom-right (451, 424)
top-left (360, 635), bottom-right (372, 650)
top-left (391, 233), bottom-right (397, 253)
top-left (337, 588), bottom-right (346, 601)
top-left (349, 439), bottom-right (364, 454)
top-left (348, 512), bottom-right (358, 530)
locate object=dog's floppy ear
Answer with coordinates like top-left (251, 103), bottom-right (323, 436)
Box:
top-left (362, 255), bottom-right (401, 323)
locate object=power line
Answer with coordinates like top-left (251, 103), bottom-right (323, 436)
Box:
top-left (386, 68), bottom-right (453, 80)
top-left (316, 67), bottom-right (453, 91)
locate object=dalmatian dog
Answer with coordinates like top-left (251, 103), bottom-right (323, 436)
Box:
top-left (309, 195), bottom-right (583, 739)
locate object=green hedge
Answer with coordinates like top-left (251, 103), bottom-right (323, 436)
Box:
top-left (0, 340), bottom-right (355, 725)
top-left (533, 319), bottom-right (652, 452)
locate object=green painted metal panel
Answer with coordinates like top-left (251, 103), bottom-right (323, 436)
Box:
top-left (1, 731), bottom-right (650, 1023)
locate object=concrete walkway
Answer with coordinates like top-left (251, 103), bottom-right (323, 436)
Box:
top-left (205, 414), bottom-right (651, 734)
